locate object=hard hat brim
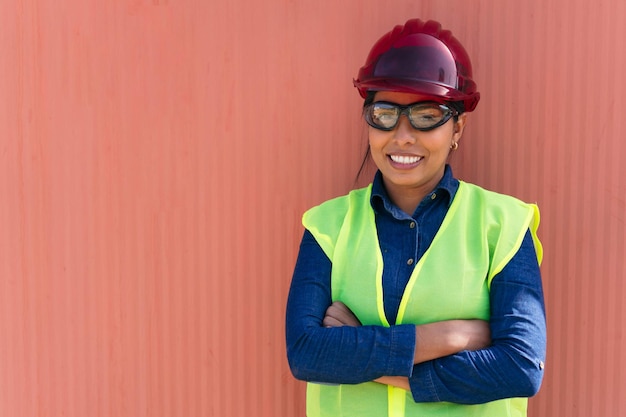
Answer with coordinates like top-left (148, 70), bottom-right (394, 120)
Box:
top-left (353, 77), bottom-right (479, 112)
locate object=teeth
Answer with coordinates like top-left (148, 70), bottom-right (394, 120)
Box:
top-left (390, 155), bottom-right (421, 164)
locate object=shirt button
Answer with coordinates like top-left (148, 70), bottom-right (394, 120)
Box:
top-left (409, 221), bottom-right (416, 229)
top-left (539, 361), bottom-right (545, 370)
top-left (430, 193), bottom-right (437, 200)
top-left (407, 258), bottom-right (414, 265)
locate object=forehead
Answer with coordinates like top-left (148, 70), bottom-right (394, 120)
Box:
top-left (373, 91), bottom-right (443, 105)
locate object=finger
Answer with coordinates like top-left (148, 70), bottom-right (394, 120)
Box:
top-left (326, 302), bottom-right (354, 319)
top-left (326, 302), bottom-right (361, 326)
top-left (329, 301), bottom-right (351, 314)
top-left (325, 308), bottom-right (351, 325)
top-left (323, 316), bottom-right (344, 328)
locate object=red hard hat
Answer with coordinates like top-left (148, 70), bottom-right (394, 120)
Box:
top-left (353, 19), bottom-right (480, 112)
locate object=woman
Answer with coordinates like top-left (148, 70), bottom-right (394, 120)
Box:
top-left (286, 18), bottom-right (546, 417)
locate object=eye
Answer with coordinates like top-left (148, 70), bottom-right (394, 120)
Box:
top-left (374, 111), bottom-right (395, 122)
top-left (370, 105), bottom-right (399, 128)
top-left (409, 105), bottom-right (445, 125)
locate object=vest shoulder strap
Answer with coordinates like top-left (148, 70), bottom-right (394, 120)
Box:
top-left (460, 181), bottom-right (542, 273)
top-left (302, 185), bottom-right (372, 261)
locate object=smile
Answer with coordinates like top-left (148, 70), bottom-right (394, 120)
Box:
top-left (389, 155), bottom-right (422, 165)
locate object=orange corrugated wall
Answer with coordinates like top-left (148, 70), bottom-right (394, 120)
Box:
top-left (1, 1), bottom-right (624, 416)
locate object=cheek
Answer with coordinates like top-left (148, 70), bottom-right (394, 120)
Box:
top-left (367, 130), bottom-right (384, 150)
top-left (428, 129), bottom-right (456, 152)
top-left (367, 134), bottom-right (388, 165)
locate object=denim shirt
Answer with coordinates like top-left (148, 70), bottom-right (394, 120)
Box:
top-left (285, 166), bottom-right (547, 404)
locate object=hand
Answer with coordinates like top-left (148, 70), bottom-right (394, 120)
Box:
top-left (413, 319), bottom-right (491, 364)
top-left (374, 376), bottom-right (410, 391)
top-left (323, 301), bottom-right (362, 327)
top-left (440, 319), bottom-right (491, 351)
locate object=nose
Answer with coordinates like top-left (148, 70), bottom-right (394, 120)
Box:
top-left (392, 115), bottom-right (417, 144)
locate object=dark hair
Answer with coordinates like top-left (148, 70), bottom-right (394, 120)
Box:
top-left (354, 92), bottom-right (377, 183)
top-left (354, 91), bottom-right (464, 183)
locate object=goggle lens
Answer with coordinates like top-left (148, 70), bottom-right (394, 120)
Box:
top-left (364, 101), bottom-right (457, 131)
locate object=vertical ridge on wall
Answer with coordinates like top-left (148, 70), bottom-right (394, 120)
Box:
top-left (453, 2), bottom-right (626, 416)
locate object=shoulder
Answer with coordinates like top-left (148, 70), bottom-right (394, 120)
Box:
top-left (459, 182), bottom-right (543, 271)
top-left (303, 186), bottom-right (372, 227)
top-left (460, 181), bottom-right (530, 205)
top-left (459, 181), bottom-right (539, 220)
top-left (302, 186), bottom-right (372, 260)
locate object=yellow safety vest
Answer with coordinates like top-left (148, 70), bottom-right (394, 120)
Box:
top-left (302, 181), bottom-right (542, 417)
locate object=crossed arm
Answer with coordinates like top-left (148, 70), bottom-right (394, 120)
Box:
top-left (286, 230), bottom-right (546, 403)
top-left (323, 301), bottom-right (491, 391)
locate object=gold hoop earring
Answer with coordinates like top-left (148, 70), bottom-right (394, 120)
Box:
top-left (450, 142), bottom-right (458, 150)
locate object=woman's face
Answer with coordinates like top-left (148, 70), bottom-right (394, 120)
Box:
top-left (368, 91), bottom-right (467, 199)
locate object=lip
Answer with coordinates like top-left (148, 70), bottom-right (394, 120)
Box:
top-left (387, 153), bottom-right (423, 169)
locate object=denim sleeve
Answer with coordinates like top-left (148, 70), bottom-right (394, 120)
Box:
top-left (285, 230), bottom-right (416, 384)
top-left (408, 230), bottom-right (547, 404)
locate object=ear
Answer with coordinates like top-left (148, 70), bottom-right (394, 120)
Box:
top-left (452, 113), bottom-right (468, 143)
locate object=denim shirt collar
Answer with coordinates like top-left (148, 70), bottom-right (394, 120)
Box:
top-left (370, 164), bottom-right (459, 220)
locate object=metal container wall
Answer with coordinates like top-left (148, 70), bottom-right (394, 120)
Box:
top-left (1, 1), bottom-right (624, 416)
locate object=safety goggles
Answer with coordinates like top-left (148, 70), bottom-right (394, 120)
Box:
top-left (364, 101), bottom-right (458, 131)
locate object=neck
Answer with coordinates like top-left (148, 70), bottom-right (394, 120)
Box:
top-left (382, 173), bottom-right (444, 216)
top-left (385, 187), bottom-right (428, 215)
